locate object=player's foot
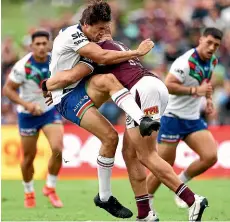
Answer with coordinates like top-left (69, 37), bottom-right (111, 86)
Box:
top-left (24, 192), bottom-right (36, 208)
top-left (189, 195), bottom-right (208, 221)
top-left (94, 193), bottom-right (133, 218)
top-left (136, 211), bottom-right (159, 221)
top-left (139, 117), bottom-right (160, 137)
top-left (43, 186), bottom-right (63, 208)
top-left (175, 195), bottom-right (188, 208)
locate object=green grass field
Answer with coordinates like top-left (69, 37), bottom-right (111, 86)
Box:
top-left (1, 179), bottom-right (230, 221)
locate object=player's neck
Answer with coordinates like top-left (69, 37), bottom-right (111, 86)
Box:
top-left (33, 54), bottom-right (47, 63)
top-left (195, 47), bottom-right (207, 61)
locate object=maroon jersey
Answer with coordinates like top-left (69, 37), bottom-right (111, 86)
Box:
top-left (94, 40), bottom-right (156, 90)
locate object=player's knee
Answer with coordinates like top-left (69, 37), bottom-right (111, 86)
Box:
top-left (23, 152), bottom-right (36, 167)
top-left (102, 129), bottom-right (118, 150)
top-left (136, 152), bottom-right (149, 167)
top-left (204, 152), bottom-right (218, 167)
top-left (51, 143), bottom-right (63, 160)
top-left (104, 74), bottom-right (123, 89)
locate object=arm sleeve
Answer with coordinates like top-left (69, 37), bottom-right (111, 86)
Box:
top-left (169, 57), bottom-right (189, 83)
top-left (66, 29), bottom-right (90, 52)
top-left (78, 57), bottom-right (96, 73)
top-left (8, 62), bottom-right (25, 84)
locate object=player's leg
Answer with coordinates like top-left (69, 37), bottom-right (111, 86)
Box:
top-left (147, 141), bottom-right (178, 205)
top-left (174, 121), bottom-right (217, 208)
top-left (87, 74), bottom-right (159, 137)
top-left (18, 113), bottom-right (39, 208)
top-left (147, 143), bottom-right (178, 192)
top-left (125, 77), bottom-right (208, 221)
top-left (80, 107), bottom-right (132, 218)
top-left (182, 129), bottom-right (217, 181)
top-left (122, 131), bottom-right (158, 221)
top-left (41, 108), bottom-right (64, 208)
top-left (55, 81), bottom-right (133, 218)
top-left (182, 130), bottom-right (217, 181)
top-left (21, 136), bottom-right (38, 208)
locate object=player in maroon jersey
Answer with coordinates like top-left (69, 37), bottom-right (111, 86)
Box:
top-left (43, 31), bottom-right (208, 221)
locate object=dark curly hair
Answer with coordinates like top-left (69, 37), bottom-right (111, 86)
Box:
top-left (203, 27), bottom-right (223, 40)
top-left (80, 0), bottom-right (111, 25)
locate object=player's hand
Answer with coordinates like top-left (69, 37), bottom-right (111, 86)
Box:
top-left (205, 98), bottom-right (214, 115)
top-left (24, 102), bottom-right (43, 116)
top-left (45, 91), bottom-right (53, 106)
top-left (196, 82), bottom-right (212, 97)
top-left (41, 79), bottom-right (48, 98)
top-left (136, 38), bottom-right (154, 56)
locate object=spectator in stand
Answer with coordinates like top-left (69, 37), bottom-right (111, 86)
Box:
top-left (1, 36), bottom-right (19, 87)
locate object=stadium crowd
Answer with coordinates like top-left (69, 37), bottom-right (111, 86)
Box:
top-left (2, 0), bottom-right (230, 125)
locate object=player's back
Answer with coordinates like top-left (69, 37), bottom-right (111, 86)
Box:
top-left (50, 24), bottom-right (89, 104)
top-left (96, 40), bottom-right (155, 90)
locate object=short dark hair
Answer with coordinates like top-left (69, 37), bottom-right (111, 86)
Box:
top-left (80, 0), bottom-right (111, 25)
top-left (31, 30), bottom-right (50, 42)
top-left (202, 27), bottom-right (223, 40)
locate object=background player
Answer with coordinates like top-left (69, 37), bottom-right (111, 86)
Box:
top-left (44, 29), bottom-right (209, 221)
top-left (3, 31), bottom-right (64, 209)
top-left (147, 27), bottom-right (222, 209)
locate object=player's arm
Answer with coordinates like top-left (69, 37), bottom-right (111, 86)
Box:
top-left (3, 65), bottom-right (42, 115)
top-left (165, 59), bottom-right (212, 96)
top-left (78, 40), bottom-right (153, 65)
top-left (165, 59), bottom-right (194, 95)
top-left (3, 79), bottom-right (27, 108)
top-left (45, 61), bottom-right (93, 91)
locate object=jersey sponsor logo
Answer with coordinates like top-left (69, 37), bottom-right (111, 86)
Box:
top-left (42, 68), bottom-right (48, 72)
top-left (20, 128), bottom-right (37, 136)
top-left (13, 69), bottom-right (21, 77)
top-left (71, 32), bottom-right (85, 40)
top-left (195, 66), bottom-right (201, 73)
top-left (73, 95), bottom-right (89, 112)
top-left (144, 106), bottom-right (159, 116)
top-left (174, 68), bottom-right (184, 75)
top-left (74, 38), bottom-right (87, 45)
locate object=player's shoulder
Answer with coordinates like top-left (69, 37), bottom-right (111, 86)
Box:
top-left (14, 52), bottom-right (33, 70)
top-left (56, 24), bottom-right (88, 48)
top-left (176, 49), bottom-right (195, 62)
top-left (97, 40), bottom-right (124, 51)
top-left (58, 24), bottom-right (84, 38)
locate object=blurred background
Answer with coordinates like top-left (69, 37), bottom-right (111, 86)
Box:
top-left (2, 0), bottom-right (230, 126)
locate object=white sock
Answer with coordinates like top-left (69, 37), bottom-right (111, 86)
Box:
top-left (97, 155), bottom-right (114, 202)
top-left (111, 88), bottom-right (144, 125)
top-left (23, 180), bottom-right (34, 193)
top-left (178, 171), bottom-right (191, 183)
top-left (46, 174), bottom-right (58, 188)
top-left (148, 194), bottom-right (155, 212)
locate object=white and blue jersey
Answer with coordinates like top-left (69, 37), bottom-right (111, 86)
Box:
top-left (9, 53), bottom-right (62, 136)
top-left (158, 48), bottom-right (218, 143)
top-left (49, 24), bottom-right (95, 125)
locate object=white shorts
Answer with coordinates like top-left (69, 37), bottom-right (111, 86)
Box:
top-left (126, 76), bottom-right (169, 129)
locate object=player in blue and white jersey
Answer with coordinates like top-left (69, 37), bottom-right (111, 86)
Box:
top-left (44, 0), bottom-right (156, 218)
top-left (3, 31), bottom-right (64, 208)
top-left (147, 27), bottom-right (223, 213)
